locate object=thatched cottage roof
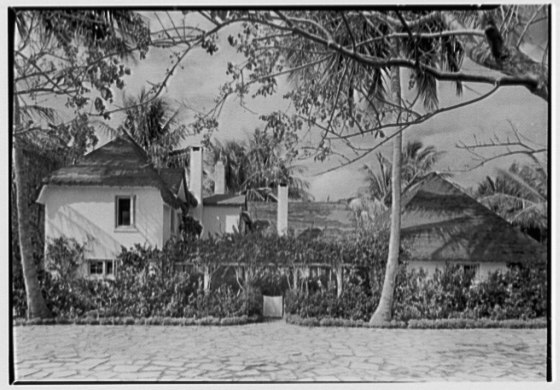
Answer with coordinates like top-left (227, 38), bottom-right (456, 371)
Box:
top-left (42, 135), bottom-right (197, 209)
top-left (396, 173), bottom-right (545, 264)
top-left (247, 201), bottom-right (357, 238)
top-left (203, 194), bottom-right (246, 207)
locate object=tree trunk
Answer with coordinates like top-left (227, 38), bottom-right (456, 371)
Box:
top-left (13, 145), bottom-right (52, 319)
top-left (13, 91), bottom-right (52, 319)
top-left (369, 64), bottom-right (403, 325)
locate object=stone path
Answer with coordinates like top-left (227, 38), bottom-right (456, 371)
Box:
top-left (13, 321), bottom-right (546, 382)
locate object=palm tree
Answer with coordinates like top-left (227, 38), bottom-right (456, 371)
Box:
top-left (13, 10), bottom-right (148, 318)
top-left (477, 162), bottom-right (547, 241)
top-left (206, 138), bottom-right (249, 195)
top-left (362, 153), bottom-right (392, 205)
top-left (362, 141), bottom-right (446, 205)
top-left (207, 130), bottom-right (313, 201)
top-left (244, 129), bottom-right (312, 201)
top-left (119, 89), bottom-right (188, 168)
top-left (401, 141), bottom-right (446, 184)
top-left (203, 8), bottom-right (546, 322)
top-left (269, 11), bottom-right (465, 323)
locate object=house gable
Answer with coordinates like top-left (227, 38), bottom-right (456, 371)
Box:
top-left (397, 173), bottom-right (546, 265)
top-left (41, 135), bottom-right (196, 209)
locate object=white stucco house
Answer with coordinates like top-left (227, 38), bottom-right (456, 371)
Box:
top-left (37, 135), bottom-right (245, 279)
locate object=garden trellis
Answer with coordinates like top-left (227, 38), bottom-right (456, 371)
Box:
top-left (163, 231), bottom-right (391, 297)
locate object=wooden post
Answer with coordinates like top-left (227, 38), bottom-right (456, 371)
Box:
top-left (292, 266), bottom-right (298, 290)
top-left (277, 184), bottom-right (288, 236)
top-left (336, 265), bottom-right (343, 298)
top-left (203, 265), bottom-right (211, 294)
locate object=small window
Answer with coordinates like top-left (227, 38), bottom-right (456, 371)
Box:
top-left (89, 260), bottom-right (115, 278)
top-left (462, 264), bottom-right (479, 278)
top-left (116, 196), bottom-right (134, 227)
top-left (89, 261), bottom-right (104, 275)
top-left (106, 261), bottom-right (113, 275)
top-left (170, 210), bottom-right (176, 233)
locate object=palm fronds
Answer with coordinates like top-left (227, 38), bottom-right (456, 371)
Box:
top-left (362, 140), bottom-right (447, 206)
top-left (476, 162), bottom-right (547, 233)
top-left (207, 129), bottom-right (313, 201)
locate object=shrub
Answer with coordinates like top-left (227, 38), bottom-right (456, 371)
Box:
top-left (25, 233), bottom-right (546, 324)
top-left (285, 263), bottom-right (546, 322)
top-left (393, 264), bottom-right (477, 321)
top-left (45, 237), bottom-right (85, 281)
top-left (465, 265), bottom-right (547, 320)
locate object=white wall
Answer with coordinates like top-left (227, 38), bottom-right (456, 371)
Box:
top-left (163, 204), bottom-right (171, 244)
top-left (476, 262), bottom-right (507, 281)
top-left (42, 185), bottom-right (165, 259)
top-left (201, 206), bottom-right (241, 237)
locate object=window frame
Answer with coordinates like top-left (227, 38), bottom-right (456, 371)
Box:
top-left (88, 259), bottom-right (117, 279)
top-left (89, 260), bottom-right (104, 276)
top-left (115, 195), bottom-right (136, 229)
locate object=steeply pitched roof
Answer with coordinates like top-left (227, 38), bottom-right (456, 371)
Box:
top-left (247, 201), bottom-right (356, 238)
top-left (395, 173), bottom-right (545, 264)
top-left (43, 136), bottom-right (196, 208)
top-left (203, 194), bottom-right (246, 207)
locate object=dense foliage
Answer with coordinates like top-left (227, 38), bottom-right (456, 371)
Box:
top-left (207, 128), bottom-right (312, 201)
top-left (13, 232), bottom-right (389, 318)
top-left (476, 162), bottom-right (548, 242)
top-left (286, 263), bottom-right (547, 321)
top-left (13, 234), bottom-right (546, 322)
top-left (34, 241), bottom-right (262, 319)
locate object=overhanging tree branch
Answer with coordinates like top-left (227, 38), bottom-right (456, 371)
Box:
top-left (313, 85), bottom-right (501, 175)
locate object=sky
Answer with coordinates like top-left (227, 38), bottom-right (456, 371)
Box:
top-left (83, 10), bottom-right (549, 201)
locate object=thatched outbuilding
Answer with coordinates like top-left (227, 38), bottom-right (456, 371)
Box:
top-left (397, 173), bottom-right (546, 278)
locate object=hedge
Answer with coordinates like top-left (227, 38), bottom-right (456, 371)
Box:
top-left (285, 263), bottom-right (547, 322)
top-left (14, 314), bottom-right (261, 327)
top-left (12, 234), bottom-right (546, 324)
top-left (13, 232), bottom-right (391, 320)
top-left (285, 314), bottom-right (547, 329)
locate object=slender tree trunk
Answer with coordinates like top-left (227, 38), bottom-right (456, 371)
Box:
top-left (14, 147), bottom-right (52, 319)
top-left (13, 96), bottom-right (52, 319)
top-left (369, 64), bottom-right (403, 325)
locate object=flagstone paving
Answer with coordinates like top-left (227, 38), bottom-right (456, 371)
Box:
top-left (13, 321), bottom-right (546, 382)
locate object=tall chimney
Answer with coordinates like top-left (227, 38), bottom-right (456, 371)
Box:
top-left (277, 184), bottom-right (288, 236)
top-left (190, 146), bottom-right (203, 221)
top-left (214, 160), bottom-right (225, 195)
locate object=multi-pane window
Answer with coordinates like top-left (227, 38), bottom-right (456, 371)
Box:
top-left (116, 196), bottom-right (134, 227)
top-left (462, 264), bottom-right (479, 274)
top-left (89, 261), bottom-right (104, 275)
top-left (89, 260), bottom-right (116, 278)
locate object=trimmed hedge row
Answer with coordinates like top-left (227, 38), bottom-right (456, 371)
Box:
top-left (285, 314), bottom-right (547, 329)
top-left (14, 314), bottom-right (262, 327)
top-left (163, 230), bottom-right (391, 268)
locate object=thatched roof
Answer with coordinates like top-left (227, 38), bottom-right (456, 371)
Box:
top-left (203, 194), bottom-right (246, 207)
top-left (247, 201), bottom-right (357, 238)
top-left (42, 136), bottom-right (197, 209)
top-left (396, 173), bottom-right (545, 264)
